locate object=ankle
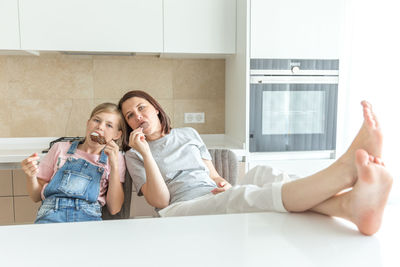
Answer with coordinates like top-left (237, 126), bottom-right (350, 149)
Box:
top-left (332, 159), bottom-right (356, 188)
top-left (339, 192), bottom-right (353, 222)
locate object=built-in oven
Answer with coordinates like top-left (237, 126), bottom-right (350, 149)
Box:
top-left (249, 59), bottom-right (339, 153)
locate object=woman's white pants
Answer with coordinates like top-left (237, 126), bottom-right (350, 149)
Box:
top-left (158, 165), bottom-right (293, 217)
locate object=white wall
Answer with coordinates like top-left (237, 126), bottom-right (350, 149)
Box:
top-left (342, 0), bottom-right (400, 203)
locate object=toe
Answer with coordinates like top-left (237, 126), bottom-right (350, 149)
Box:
top-left (374, 157), bottom-right (384, 166)
top-left (356, 149), bottom-right (370, 167)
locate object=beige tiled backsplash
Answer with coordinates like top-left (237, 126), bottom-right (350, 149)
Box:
top-left (0, 54), bottom-right (225, 137)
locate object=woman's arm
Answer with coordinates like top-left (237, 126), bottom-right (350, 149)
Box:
top-left (140, 152), bottom-right (170, 208)
top-left (104, 141), bottom-right (124, 215)
top-left (21, 153), bottom-right (45, 202)
top-left (129, 128), bottom-right (170, 209)
top-left (203, 159), bottom-right (232, 194)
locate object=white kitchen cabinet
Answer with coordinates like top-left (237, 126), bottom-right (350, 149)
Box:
top-left (19, 0), bottom-right (163, 52)
top-left (163, 0), bottom-right (236, 54)
top-left (250, 0), bottom-right (343, 59)
top-left (0, 0), bottom-right (20, 50)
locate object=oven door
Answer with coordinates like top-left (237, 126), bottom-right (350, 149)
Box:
top-left (249, 76), bottom-right (338, 152)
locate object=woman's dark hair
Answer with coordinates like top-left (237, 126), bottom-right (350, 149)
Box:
top-left (118, 90), bottom-right (172, 151)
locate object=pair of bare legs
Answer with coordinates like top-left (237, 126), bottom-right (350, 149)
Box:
top-left (281, 101), bottom-right (393, 236)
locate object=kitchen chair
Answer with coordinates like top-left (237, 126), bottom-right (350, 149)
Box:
top-left (208, 149), bottom-right (238, 185)
top-left (102, 169), bottom-right (132, 220)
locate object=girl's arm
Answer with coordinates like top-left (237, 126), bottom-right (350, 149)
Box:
top-left (203, 159), bottom-right (232, 194)
top-left (129, 128), bottom-right (170, 209)
top-left (104, 141), bottom-right (124, 215)
top-left (21, 153), bottom-right (45, 202)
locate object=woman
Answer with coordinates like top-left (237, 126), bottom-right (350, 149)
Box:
top-left (119, 90), bottom-right (392, 236)
top-left (22, 103), bottom-right (126, 223)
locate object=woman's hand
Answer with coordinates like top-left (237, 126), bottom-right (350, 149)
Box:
top-left (128, 127), bottom-right (150, 155)
top-left (21, 153), bottom-right (40, 179)
top-left (211, 177), bottom-right (232, 195)
top-left (104, 140), bottom-right (120, 167)
top-left (202, 159), bottom-right (232, 195)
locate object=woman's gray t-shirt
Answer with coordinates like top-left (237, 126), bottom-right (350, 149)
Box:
top-left (125, 127), bottom-right (217, 206)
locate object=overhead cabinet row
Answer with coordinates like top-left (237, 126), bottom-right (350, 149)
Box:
top-left (250, 0), bottom-right (342, 59)
top-left (0, 0), bottom-right (236, 54)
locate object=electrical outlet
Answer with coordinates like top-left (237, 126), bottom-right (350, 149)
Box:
top-left (184, 112), bottom-right (205, 123)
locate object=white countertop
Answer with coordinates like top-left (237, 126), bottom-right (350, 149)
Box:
top-left (0, 205), bottom-right (399, 267)
top-left (0, 135), bottom-right (247, 165)
top-left (0, 137), bottom-right (56, 162)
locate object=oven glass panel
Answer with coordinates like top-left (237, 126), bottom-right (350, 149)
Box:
top-left (249, 83), bottom-right (337, 152)
top-left (262, 91), bottom-right (326, 135)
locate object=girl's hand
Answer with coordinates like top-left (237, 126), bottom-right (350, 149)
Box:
top-left (21, 153), bottom-right (40, 179)
top-left (211, 178), bottom-right (232, 195)
top-left (104, 140), bottom-right (120, 167)
top-left (128, 127), bottom-right (150, 155)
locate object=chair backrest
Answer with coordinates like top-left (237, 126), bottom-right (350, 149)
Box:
top-left (102, 169), bottom-right (132, 220)
top-left (208, 149), bottom-right (238, 185)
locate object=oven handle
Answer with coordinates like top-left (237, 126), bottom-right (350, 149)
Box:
top-left (250, 76), bottom-right (339, 84)
top-left (250, 69), bottom-right (339, 76)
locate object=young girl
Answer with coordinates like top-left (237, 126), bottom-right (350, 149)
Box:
top-left (21, 103), bottom-right (126, 223)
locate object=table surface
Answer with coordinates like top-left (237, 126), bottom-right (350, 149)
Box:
top-left (0, 204), bottom-right (399, 267)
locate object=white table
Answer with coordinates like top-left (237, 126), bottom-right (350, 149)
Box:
top-left (0, 204), bottom-right (399, 267)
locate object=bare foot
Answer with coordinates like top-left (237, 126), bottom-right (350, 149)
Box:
top-left (347, 149), bottom-right (392, 236)
top-left (346, 101), bottom-right (383, 157)
top-left (337, 101), bottom-right (383, 182)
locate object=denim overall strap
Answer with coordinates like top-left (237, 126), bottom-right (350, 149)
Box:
top-left (67, 140), bottom-right (79, 154)
top-left (98, 149), bottom-right (108, 165)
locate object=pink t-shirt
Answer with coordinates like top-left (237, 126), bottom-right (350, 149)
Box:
top-left (37, 142), bottom-right (126, 206)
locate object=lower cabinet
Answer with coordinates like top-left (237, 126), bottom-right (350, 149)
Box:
top-left (14, 196), bottom-right (41, 224)
top-left (0, 169), bottom-right (41, 225)
top-left (0, 197), bottom-right (14, 225)
top-left (130, 194), bottom-right (158, 218)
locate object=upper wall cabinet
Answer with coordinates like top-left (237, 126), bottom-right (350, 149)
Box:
top-left (0, 0), bottom-right (20, 50)
top-left (163, 0), bottom-right (236, 54)
top-left (18, 0), bottom-right (163, 52)
top-left (251, 0), bottom-right (342, 59)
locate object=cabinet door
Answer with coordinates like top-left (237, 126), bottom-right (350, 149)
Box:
top-left (0, 0), bottom-right (20, 50)
top-left (164, 0), bottom-right (236, 54)
top-left (0, 197), bottom-right (14, 225)
top-left (0, 170), bottom-right (13, 196)
top-left (251, 0), bottom-right (342, 59)
top-left (19, 0), bottom-right (163, 52)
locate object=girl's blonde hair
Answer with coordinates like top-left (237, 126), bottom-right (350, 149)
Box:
top-left (89, 102), bottom-right (126, 149)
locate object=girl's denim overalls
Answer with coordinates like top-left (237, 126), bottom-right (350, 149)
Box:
top-left (35, 141), bottom-right (107, 223)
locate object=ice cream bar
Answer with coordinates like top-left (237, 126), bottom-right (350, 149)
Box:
top-left (90, 132), bottom-right (107, 145)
